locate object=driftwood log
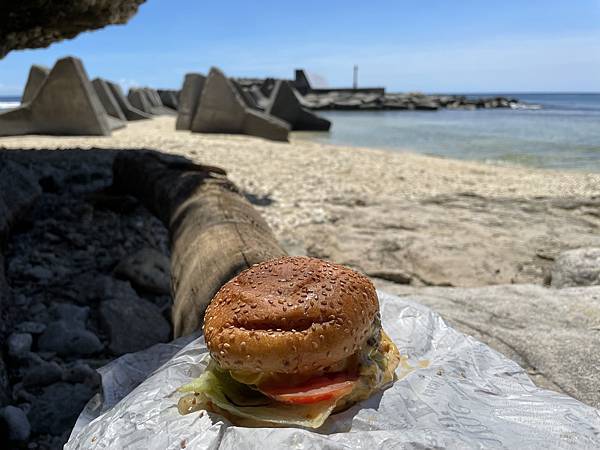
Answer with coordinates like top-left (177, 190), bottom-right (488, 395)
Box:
top-left (112, 150), bottom-right (287, 337)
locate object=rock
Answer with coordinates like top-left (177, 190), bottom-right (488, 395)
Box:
top-left (7, 333), bottom-right (32, 358)
top-left (0, 405), bottom-right (31, 442)
top-left (551, 247), bottom-right (600, 288)
top-left (21, 64), bottom-right (49, 104)
top-left (190, 67), bottom-right (290, 142)
top-left (266, 80), bottom-right (331, 131)
top-left (23, 265), bottom-right (53, 282)
top-left (28, 382), bottom-right (95, 435)
top-left (105, 79), bottom-right (152, 121)
top-left (62, 362), bottom-right (100, 387)
top-left (0, 159), bottom-right (41, 246)
top-left (374, 281), bottom-right (600, 408)
top-left (0, 0), bottom-right (145, 58)
top-left (113, 247), bottom-right (170, 294)
top-left (301, 193), bottom-right (600, 287)
top-left (47, 303), bottom-right (89, 325)
top-left (100, 297), bottom-right (170, 355)
top-left (38, 321), bottom-right (103, 356)
top-left (0, 56), bottom-right (124, 136)
top-left (15, 321), bottom-right (46, 334)
top-left (22, 361), bottom-right (63, 388)
top-left (176, 73), bottom-right (206, 130)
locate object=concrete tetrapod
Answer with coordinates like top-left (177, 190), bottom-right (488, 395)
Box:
top-left (158, 90), bottom-right (179, 110)
top-left (0, 56), bottom-right (123, 136)
top-left (267, 80), bottom-right (331, 131)
top-left (21, 65), bottom-right (49, 104)
top-left (128, 88), bottom-right (175, 115)
top-left (105, 81), bottom-right (152, 121)
top-left (92, 78), bottom-right (127, 121)
top-left (190, 67), bottom-right (289, 142)
top-left (175, 73), bottom-right (205, 130)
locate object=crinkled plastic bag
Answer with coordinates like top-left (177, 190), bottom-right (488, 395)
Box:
top-left (66, 292), bottom-right (600, 449)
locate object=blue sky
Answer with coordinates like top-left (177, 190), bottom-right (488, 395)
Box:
top-left (1, 0), bottom-right (599, 95)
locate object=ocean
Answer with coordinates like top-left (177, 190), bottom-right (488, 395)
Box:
top-left (2, 93), bottom-right (599, 172)
top-left (296, 93), bottom-right (600, 172)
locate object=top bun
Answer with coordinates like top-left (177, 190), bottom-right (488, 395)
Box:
top-left (203, 256), bottom-right (379, 374)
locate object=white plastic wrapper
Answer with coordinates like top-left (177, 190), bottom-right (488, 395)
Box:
top-left (66, 292), bottom-right (600, 449)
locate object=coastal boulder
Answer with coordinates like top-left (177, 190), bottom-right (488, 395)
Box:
top-left (266, 80), bottom-right (331, 131)
top-left (21, 64), bottom-right (49, 104)
top-left (105, 80), bottom-right (152, 121)
top-left (176, 73), bottom-right (206, 130)
top-left (0, 56), bottom-right (124, 136)
top-left (190, 67), bottom-right (290, 142)
top-left (92, 78), bottom-right (127, 121)
top-left (551, 247), bottom-right (600, 288)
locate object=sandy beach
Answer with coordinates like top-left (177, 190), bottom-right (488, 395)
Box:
top-left (2, 116), bottom-right (599, 288)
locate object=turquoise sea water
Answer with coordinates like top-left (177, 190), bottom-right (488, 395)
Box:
top-left (296, 94), bottom-right (600, 172)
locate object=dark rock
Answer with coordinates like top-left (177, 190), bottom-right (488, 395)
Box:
top-left (0, 159), bottom-right (41, 246)
top-left (0, 405), bottom-right (30, 442)
top-left (7, 333), bottom-right (32, 358)
top-left (23, 265), bottom-right (53, 282)
top-left (0, 0), bottom-right (146, 58)
top-left (38, 321), bottom-right (103, 357)
top-left (62, 362), bottom-right (100, 387)
top-left (100, 297), bottom-right (170, 355)
top-left (15, 321), bottom-right (46, 334)
top-left (28, 382), bottom-right (95, 435)
top-left (551, 247), bottom-right (600, 288)
top-left (113, 247), bottom-right (170, 294)
top-left (46, 303), bottom-right (89, 326)
top-left (22, 361), bottom-right (63, 388)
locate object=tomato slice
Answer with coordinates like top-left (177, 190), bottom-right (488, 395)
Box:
top-left (259, 373), bottom-right (358, 405)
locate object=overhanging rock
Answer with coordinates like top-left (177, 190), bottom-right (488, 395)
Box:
top-left (92, 78), bottom-right (127, 121)
top-left (190, 67), bottom-right (290, 142)
top-left (106, 81), bottom-right (152, 121)
top-left (175, 73), bottom-right (205, 130)
top-left (267, 80), bottom-right (331, 131)
top-left (0, 56), bottom-right (123, 136)
top-left (21, 65), bottom-right (49, 104)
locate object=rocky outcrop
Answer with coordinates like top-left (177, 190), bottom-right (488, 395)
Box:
top-left (551, 247), bottom-right (600, 288)
top-left (0, 56), bottom-right (124, 136)
top-left (374, 281), bottom-right (600, 408)
top-left (0, 0), bottom-right (146, 58)
top-left (190, 67), bottom-right (290, 142)
top-left (0, 149), bottom-right (172, 447)
top-left (298, 193), bottom-right (600, 287)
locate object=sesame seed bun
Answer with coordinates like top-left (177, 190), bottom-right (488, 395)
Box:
top-left (203, 256), bottom-right (379, 374)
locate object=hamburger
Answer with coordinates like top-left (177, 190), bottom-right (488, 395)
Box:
top-left (178, 256), bottom-right (400, 428)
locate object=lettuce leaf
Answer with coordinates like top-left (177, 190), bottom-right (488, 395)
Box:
top-left (179, 363), bottom-right (338, 428)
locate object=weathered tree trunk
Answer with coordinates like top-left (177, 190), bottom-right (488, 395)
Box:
top-left (112, 151), bottom-right (287, 337)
